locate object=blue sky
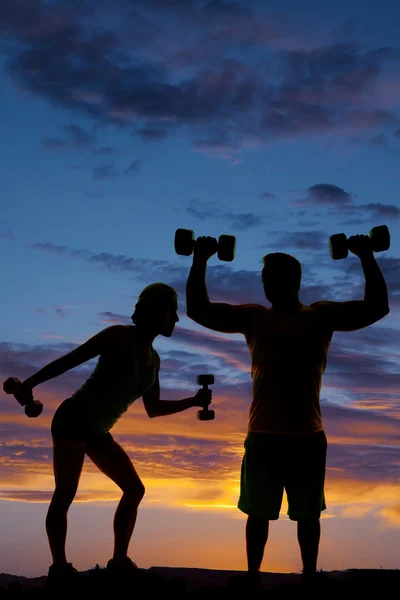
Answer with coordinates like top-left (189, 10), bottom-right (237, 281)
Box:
top-left (0, 0), bottom-right (399, 577)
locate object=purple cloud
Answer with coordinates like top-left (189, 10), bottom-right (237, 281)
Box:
top-left (1, 1), bottom-right (398, 159)
top-left (306, 184), bottom-right (353, 206)
top-left (362, 203), bottom-right (400, 219)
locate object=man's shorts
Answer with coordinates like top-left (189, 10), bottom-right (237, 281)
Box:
top-left (238, 430), bottom-right (327, 521)
top-left (51, 397), bottom-right (114, 446)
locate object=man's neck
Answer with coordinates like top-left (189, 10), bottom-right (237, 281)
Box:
top-left (271, 299), bottom-right (302, 317)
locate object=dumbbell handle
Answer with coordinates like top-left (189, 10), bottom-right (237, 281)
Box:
top-left (199, 383), bottom-right (211, 410)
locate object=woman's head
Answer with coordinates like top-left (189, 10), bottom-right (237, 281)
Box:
top-left (131, 282), bottom-right (179, 336)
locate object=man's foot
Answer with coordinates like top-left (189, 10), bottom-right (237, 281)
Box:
top-left (243, 570), bottom-right (262, 591)
top-left (300, 569), bottom-right (331, 590)
top-left (106, 557), bottom-right (140, 578)
top-left (227, 571), bottom-right (262, 592)
top-left (46, 562), bottom-right (80, 587)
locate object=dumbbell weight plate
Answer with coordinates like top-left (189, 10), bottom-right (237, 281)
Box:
top-left (217, 235), bottom-right (236, 262)
top-left (196, 374), bottom-right (214, 386)
top-left (370, 225), bottom-right (390, 253)
top-left (174, 229), bottom-right (195, 256)
top-left (329, 233), bottom-right (348, 260)
top-left (3, 377), bottom-right (21, 395)
top-left (197, 409), bottom-right (215, 421)
top-left (25, 401), bottom-right (43, 418)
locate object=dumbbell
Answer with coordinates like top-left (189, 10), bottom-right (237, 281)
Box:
top-left (174, 229), bottom-right (236, 262)
top-left (329, 224), bottom-right (390, 260)
top-left (3, 377), bottom-right (43, 418)
top-left (196, 374), bottom-right (215, 421)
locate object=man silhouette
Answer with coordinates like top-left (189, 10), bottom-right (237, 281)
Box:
top-left (185, 234), bottom-right (389, 586)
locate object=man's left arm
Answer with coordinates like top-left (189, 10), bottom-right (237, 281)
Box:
top-left (312, 234), bottom-right (389, 332)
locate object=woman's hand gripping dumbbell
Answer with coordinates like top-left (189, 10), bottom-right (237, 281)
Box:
top-left (195, 374), bottom-right (215, 421)
top-left (3, 377), bottom-right (43, 418)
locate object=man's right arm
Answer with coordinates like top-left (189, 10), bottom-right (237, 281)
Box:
top-left (186, 240), bottom-right (258, 335)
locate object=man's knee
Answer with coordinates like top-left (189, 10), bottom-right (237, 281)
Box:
top-left (297, 517), bottom-right (321, 531)
top-left (248, 514), bottom-right (270, 525)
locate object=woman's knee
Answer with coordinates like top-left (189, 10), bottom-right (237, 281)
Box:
top-left (51, 486), bottom-right (78, 509)
top-left (123, 479), bottom-right (145, 504)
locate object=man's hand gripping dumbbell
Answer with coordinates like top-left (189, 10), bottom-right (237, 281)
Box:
top-left (3, 377), bottom-right (43, 418)
top-left (175, 229), bottom-right (236, 262)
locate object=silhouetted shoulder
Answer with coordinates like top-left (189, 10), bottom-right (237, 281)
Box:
top-left (188, 302), bottom-right (264, 335)
top-left (310, 299), bottom-right (387, 332)
top-left (97, 324), bottom-right (134, 352)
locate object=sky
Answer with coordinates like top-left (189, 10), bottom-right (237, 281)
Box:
top-left (1, 0), bottom-right (400, 578)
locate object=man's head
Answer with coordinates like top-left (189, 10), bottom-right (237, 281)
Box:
top-left (261, 253), bottom-right (302, 306)
top-left (131, 282), bottom-right (179, 337)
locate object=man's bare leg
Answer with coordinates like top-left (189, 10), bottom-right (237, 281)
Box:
top-left (297, 518), bottom-right (320, 574)
top-left (246, 515), bottom-right (269, 573)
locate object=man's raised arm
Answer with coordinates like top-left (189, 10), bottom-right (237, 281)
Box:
top-left (312, 234), bottom-right (389, 332)
top-left (186, 236), bottom-right (258, 335)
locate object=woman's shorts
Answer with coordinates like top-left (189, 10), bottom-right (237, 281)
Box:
top-left (51, 397), bottom-right (114, 446)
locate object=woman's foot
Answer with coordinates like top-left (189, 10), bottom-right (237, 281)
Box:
top-left (46, 562), bottom-right (80, 587)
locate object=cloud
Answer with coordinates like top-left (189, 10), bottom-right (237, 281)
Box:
top-left (371, 133), bottom-right (388, 146)
top-left (185, 201), bottom-right (266, 232)
top-left (99, 311), bottom-right (131, 325)
top-left (0, 231), bottom-right (13, 239)
top-left (268, 230), bottom-right (326, 251)
top-left (41, 123), bottom-right (97, 151)
top-left (93, 162), bottom-right (119, 180)
top-left (394, 129), bottom-right (400, 139)
top-left (137, 127), bottom-right (169, 141)
top-left (361, 203), bottom-right (400, 219)
top-left (0, 0), bottom-right (79, 39)
top-left (259, 192), bottom-right (277, 200)
top-left (30, 241), bottom-right (174, 276)
top-left (124, 159), bottom-right (142, 175)
top-left (306, 184), bottom-right (353, 206)
top-left (29, 238), bottom-right (357, 308)
top-left (1, 1), bottom-right (399, 160)
top-left (1, 292), bottom-right (399, 507)
top-left (344, 256), bottom-right (400, 297)
top-left (92, 145), bottom-right (114, 155)
top-left (294, 184), bottom-right (399, 226)
top-left (36, 305), bottom-right (70, 319)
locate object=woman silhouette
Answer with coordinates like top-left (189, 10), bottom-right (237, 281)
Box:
top-left (10, 283), bottom-right (211, 584)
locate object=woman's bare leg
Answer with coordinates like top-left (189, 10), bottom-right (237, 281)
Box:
top-left (46, 438), bottom-right (86, 565)
top-left (86, 439), bottom-right (145, 564)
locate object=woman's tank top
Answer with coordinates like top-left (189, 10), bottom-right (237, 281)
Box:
top-left (70, 329), bottom-right (157, 433)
